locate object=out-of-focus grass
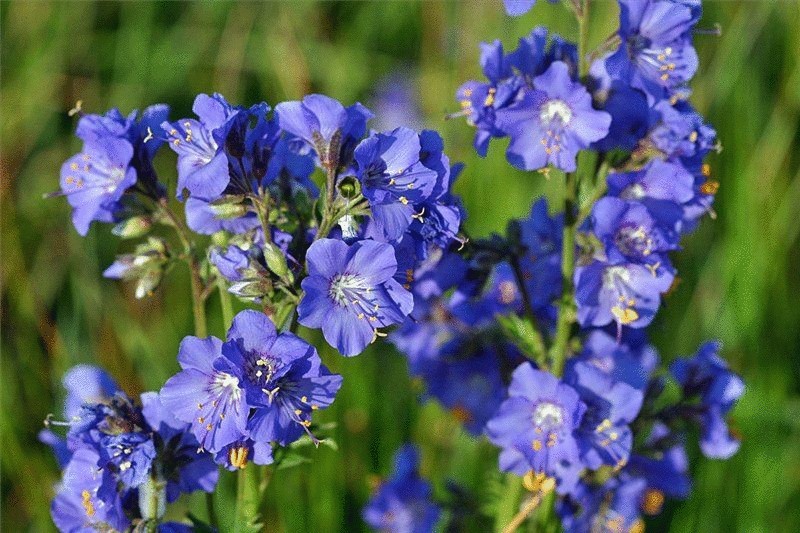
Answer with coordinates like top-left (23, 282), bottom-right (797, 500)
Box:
top-left (1, 1), bottom-right (799, 531)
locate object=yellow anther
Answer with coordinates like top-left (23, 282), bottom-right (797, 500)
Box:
top-left (642, 489), bottom-right (665, 515)
top-left (229, 446), bottom-right (249, 469)
top-left (70, 162), bottom-right (78, 171)
top-left (700, 180), bottom-right (719, 195)
top-left (294, 409), bottom-right (302, 416)
top-left (532, 439), bottom-right (543, 451)
top-left (301, 396), bottom-right (308, 403)
top-left (205, 423), bottom-right (212, 430)
top-left (611, 306), bottom-right (639, 325)
top-left (399, 196), bottom-right (409, 205)
top-left (198, 417), bottom-right (205, 424)
top-left (689, 131), bottom-right (698, 142)
top-left (81, 489), bottom-right (95, 517)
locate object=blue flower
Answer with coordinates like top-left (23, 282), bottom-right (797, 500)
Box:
top-left (76, 104), bottom-right (170, 199)
top-left (298, 239), bottom-right (414, 356)
top-left (486, 364), bottom-right (586, 493)
top-left (564, 361), bottom-right (643, 470)
top-left (670, 341), bottom-right (744, 459)
top-left (590, 196), bottom-right (680, 265)
top-left (59, 137), bottom-right (137, 235)
top-left (456, 39), bottom-right (522, 156)
top-left (275, 94), bottom-right (372, 171)
top-left (51, 447), bottom-right (130, 533)
top-left (575, 260), bottom-right (674, 329)
top-left (362, 445), bottom-right (441, 533)
top-left (605, 0), bottom-right (699, 102)
top-left (578, 329), bottom-right (659, 390)
top-left (516, 198), bottom-right (563, 312)
top-left (161, 93), bottom-right (243, 200)
top-left (159, 336), bottom-right (249, 453)
top-left (355, 127), bottom-right (441, 241)
top-left (496, 61), bottom-right (611, 172)
top-left (219, 310), bottom-right (343, 445)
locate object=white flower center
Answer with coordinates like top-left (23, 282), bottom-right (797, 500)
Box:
top-left (328, 273), bottom-right (369, 306)
top-left (603, 266), bottom-right (631, 288)
top-left (539, 99), bottom-right (573, 126)
top-left (621, 183), bottom-right (646, 200)
top-left (532, 402), bottom-right (564, 429)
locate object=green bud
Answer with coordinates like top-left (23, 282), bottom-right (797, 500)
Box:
top-left (134, 268), bottom-right (163, 299)
top-left (338, 176), bottom-right (360, 199)
top-left (210, 202), bottom-right (250, 220)
top-left (112, 216), bottom-right (153, 239)
top-left (262, 242), bottom-right (290, 279)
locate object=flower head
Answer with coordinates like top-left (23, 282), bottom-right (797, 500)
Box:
top-left (159, 336), bottom-right (249, 452)
top-left (355, 127), bottom-right (440, 241)
top-left (298, 239), bottom-right (414, 356)
top-left (605, 0), bottom-right (699, 101)
top-left (486, 364), bottom-right (586, 493)
top-left (59, 137), bottom-right (137, 235)
top-left (496, 61), bottom-right (611, 172)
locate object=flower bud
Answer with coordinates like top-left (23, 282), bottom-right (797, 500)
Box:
top-left (112, 216), bottom-right (153, 239)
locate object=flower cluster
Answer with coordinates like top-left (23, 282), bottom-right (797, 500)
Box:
top-left (160, 310), bottom-right (342, 464)
top-left (47, 0), bottom-right (742, 531)
top-left (41, 366), bottom-right (217, 531)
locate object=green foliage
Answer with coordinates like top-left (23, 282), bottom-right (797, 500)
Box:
top-left (2, 1), bottom-right (799, 531)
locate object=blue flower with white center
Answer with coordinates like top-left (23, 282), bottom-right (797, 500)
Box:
top-left (564, 361), bottom-right (643, 470)
top-left (275, 93), bottom-right (373, 171)
top-left (670, 341), bottom-right (744, 459)
top-left (591, 197), bottom-right (680, 265)
top-left (298, 238), bottom-right (414, 356)
top-left (218, 310), bottom-right (342, 446)
top-left (354, 127), bottom-right (440, 241)
top-left (161, 93), bottom-right (253, 200)
top-left (486, 364), bottom-right (587, 493)
top-left (605, 0), bottom-right (699, 102)
top-left (496, 61), bottom-right (611, 172)
top-left (159, 336), bottom-right (249, 453)
top-left (59, 137), bottom-right (137, 235)
top-left (362, 445), bottom-right (441, 533)
top-left (650, 99), bottom-right (717, 163)
top-left (575, 260), bottom-right (674, 330)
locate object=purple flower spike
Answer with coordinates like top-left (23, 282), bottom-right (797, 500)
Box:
top-left (497, 61), bottom-right (611, 172)
top-left (298, 238), bottom-right (414, 356)
top-left (59, 137), bottom-right (137, 235)
top-left (486, 363), bottom-right (586, 493)
top-left (159, 336), bottom-right (248, 453)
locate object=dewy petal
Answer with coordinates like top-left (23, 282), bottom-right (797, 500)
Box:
top-left (226, 310), bottom-right (278, 355)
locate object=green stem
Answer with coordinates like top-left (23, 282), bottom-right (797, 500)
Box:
top-left (217, 276), bottom-right (234, 329)
top-left (235, 467), bottom-right (247, 533)
top-left (577, 0), bottom-right (590, 78)
top-left (206, 492), bottom-right (218, 530)
top-left (577, 159), bottom-right (610, 225)
top-left (550, 171), bottom-right (578, 377)
top-left (159, 199), bottom-right (207, 338)
top-left (495, 474), bottom-right (524, 533)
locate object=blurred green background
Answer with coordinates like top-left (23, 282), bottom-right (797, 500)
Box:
top-left (2, 1), bottom-right (799, 531)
